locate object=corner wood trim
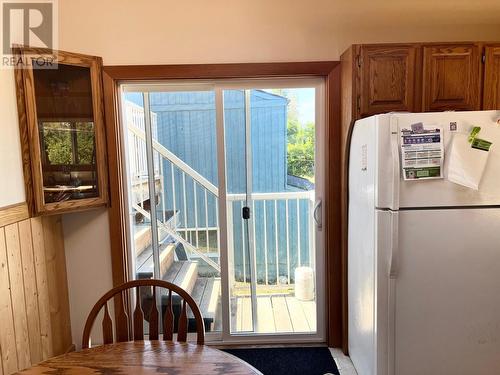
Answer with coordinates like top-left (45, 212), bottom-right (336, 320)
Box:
top-left (0, 202), bottom-right (30, 227)
top-left (13, 50), bottom-right (36, 217)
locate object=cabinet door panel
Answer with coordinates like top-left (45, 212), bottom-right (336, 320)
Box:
top-left (484, 46), bottom-right (500, 110)
top-left (14, 47), bottom-right (108, 215)
top-left (359, 45), bottom-right (418, 117)
top-left (423, 45), bottom-right (481, 111)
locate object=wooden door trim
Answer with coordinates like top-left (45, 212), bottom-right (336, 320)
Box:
top-left (102, 61), bottom-right (344, 347)
top-left (103, 62), bottom-right (338, 80)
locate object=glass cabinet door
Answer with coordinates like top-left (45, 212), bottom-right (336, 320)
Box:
top-left (34, 64), bottom-right (99, 204)
top-left (17, 48), bottom-right (108, 214)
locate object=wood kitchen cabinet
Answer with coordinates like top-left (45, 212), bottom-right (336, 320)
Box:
top-left (14, 47), bottom-right (108, 215)
top-left (342, 42), bottom-right (499, 125)
top-left (358, 45), bottom-right (420, 117)
top-left (340, 42), bottom-right (500, 172)
top-left (483, 45), bottom-right (500, 110)
top-left (422, 44), bottom-right (482, 111)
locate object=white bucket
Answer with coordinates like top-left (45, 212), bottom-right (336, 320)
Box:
top-left (294, 266), bottom-right (314, 301)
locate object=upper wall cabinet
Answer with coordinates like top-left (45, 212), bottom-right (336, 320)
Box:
top-left (422, 44), bottom-right (482, 111)
top-left (358, 45), bottom-right (419, 117)
top-left (483, 45), bottom-right (500, 110)
top-left (14, 47), bottom-right (108, 215)
top-left (342, 42), bottom-right (500, 127)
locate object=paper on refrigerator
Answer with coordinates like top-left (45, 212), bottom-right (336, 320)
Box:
top-left (447, 126), bottom-right (493, 190)
top-left (400, 123), bottom-right (444, 180)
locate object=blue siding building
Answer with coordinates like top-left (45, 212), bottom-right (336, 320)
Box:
top-left (125, 90), bottom-right (312, 284)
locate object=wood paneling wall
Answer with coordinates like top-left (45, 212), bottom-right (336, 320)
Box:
top-left (0, 210), bottom-right (72, 374)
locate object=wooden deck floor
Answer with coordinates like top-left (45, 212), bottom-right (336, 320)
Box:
top-left (230, 295), bottom-right (316, 334)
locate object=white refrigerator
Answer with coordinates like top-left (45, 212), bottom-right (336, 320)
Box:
top-left (348, 110), bottom-right (500, 375)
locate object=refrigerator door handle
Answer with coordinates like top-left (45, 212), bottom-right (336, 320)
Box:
top-left (389, 211), bottom-right (399, 278)
top-left (390, 118), bottom-right (400, 210)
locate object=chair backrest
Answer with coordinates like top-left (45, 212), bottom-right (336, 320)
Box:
top-left (82, 279), bottom-right (205, 348)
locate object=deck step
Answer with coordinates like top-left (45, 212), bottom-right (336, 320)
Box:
top-left (199, 277), bottom-right (221, 322)
top-left (134, 209), bottom-right (180, 258)
top-left (141, 274), bottom-right (220, 333)
top-left (136, 243), bottom-right (175, 279)
top-left (189, 276), bottom-right (208, 308)
top-left (134, 226), bottom-right (152, 257)
top-left (164, 261), bottom-right (198, 296)
top-left (135, 244), bottom-right (152, 273)
top-left (160, 244), bottom-right (175, 277)
top-left (188, 277), bottom-right (221, 332)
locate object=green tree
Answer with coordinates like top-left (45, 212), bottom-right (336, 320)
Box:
top-left (43, 122), bottom-right (72, 164)
top-left (287, 121), bottom-right (315, 180)
top-left (274, 90), bottom-right (315, 182)
top-left (76, 122), bottom-right (95, 164)
top-left (42, 122), bottom-right (95, 165)
top-left (258, 89), bottom-right (317, 182)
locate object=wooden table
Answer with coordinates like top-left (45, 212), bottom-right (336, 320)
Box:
top-left (17, 341), bottom-right (262, 375)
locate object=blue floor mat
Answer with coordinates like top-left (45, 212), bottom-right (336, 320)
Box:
top-left (223, 347), bottom-right (340, 375)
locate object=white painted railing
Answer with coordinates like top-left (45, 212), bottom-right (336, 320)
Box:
top-left (126, 100), bottom-right (222, 273)
top-left (125, 101), bottom-right (160, 179)
top-left (226, 191), bottom-right (315, 285)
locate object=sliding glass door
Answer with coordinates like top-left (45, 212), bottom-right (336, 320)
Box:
top-left (222, 86), bottom-right (322, 337)
top-left (120, 78), bottom-right (325, 343)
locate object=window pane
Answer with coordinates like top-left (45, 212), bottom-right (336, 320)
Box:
top-left (33, 63), bottom-right (99, 204)
top-left (33, 64), bottom-right (94, 119)
top-left (224, 87), bottom-right (317, 334)
top-left (41, 122), bottom-right (73, 165)
top-left (123, 89), bottom-right (222, 336)
top-left (76, 122), bottom-right (95, 165)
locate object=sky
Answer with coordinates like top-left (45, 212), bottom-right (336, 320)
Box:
top-left (263, 87), bottom-right (316, 126)
top-left (295, 88), bottom-right (315, 125)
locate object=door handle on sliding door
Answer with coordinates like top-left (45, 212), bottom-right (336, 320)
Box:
top-left (242, 206), bottom-right (251, 220)
top-left (313, 199), bottom-right (322, 230)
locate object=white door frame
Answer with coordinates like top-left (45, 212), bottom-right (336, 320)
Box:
top-left (215, 77), bottom-right (326, 344)
top-left (119, 77), bottom-right (326, 345)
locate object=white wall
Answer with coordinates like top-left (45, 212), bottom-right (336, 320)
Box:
top-left (1, 0), bottom-right (499, 347)
top-left (57, 0), bottom-right (500, 65)
top-left (62, 208), bottom-right (113, 348)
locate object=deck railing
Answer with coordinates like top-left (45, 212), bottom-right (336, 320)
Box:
top-left (126, 100), bottom-right (315, 286)
top-left (125, 101), bottom-right (160, 179)
top-left (226, 192), bottom-right (314, 285)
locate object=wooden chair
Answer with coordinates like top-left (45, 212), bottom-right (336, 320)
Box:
top-left (82, 279), bottom-right (205, 348)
